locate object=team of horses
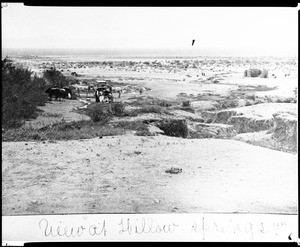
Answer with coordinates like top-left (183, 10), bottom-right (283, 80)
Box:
top-left (45, 87), bottom-right (72, 100)
top-left (45, 83), bottom-right (123, 103)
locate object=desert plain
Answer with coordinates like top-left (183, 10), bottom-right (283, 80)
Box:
top-left (2, 55), bottom-right (298, 215)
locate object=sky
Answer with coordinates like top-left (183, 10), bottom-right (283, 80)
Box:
top-left (1, 4), bottom-right (298, 56)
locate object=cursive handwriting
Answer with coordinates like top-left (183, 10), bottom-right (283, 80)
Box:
top-left (191, 217), bottom-right (271, 240)
top-left (37, 216), bottom-right (289, 240)
top-left (39, 218), bottom-right (107, 238)
top-left (89, 221), bottom-right (107, 237)
top-left (118, 217), bottom-right (179, 235)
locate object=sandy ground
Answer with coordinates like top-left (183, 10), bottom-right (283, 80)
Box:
top-left (2, 56), bottom-right (298, 215)
top-left (24, 100), bottom-right (91, 129)
top-left (2, 135), bottom-right (297, 215)
top-left (221, 103), bottom-right (297, 119)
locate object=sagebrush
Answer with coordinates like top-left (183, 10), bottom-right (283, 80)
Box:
top-left (2, 58), bottom-right (48, 128)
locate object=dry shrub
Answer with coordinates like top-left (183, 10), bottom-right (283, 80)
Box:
top-left (111, 102), bottom-right (125, 116)
top-left (219, 99), bottom-right (239, 109)
top-left (245, 100), bottom-right (254, 106)
top-left (2, 58), bottom-right (48, 128)
top-left (182, 100), bottom-right (190, 107)
top-left (157, 100), bottom-right (173, 107)
top-left (86, 104), bottom-right (113, 123)
top-left (156, 119), bottom-right (188, 138)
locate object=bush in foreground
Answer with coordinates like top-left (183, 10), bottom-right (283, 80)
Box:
top-left (2, 58), bottom-right (48, 128)
top-left (85, 103), bottom-right (114, 123)
top-left (82, 102), bottom-right (126, 122)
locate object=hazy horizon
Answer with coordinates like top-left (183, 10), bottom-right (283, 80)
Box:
top-left (2, 47), bottom-right (298, 59)
top-left (2, 4), bottom-right (298, 58)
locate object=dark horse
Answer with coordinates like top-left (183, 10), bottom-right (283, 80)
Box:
top-left (45, 87), bottom-right (72, 100)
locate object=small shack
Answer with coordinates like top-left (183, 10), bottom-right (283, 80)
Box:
top-left (244, 69), bottom-right (268, 78)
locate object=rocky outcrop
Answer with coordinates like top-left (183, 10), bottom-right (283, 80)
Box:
top-left (147, 124), bottom-right (165, 135)
top-left (196, 104), bottom-right (297, 141)
top-left (211, 103), bottom-right (296, 129)
top-left (191, 100), bottom-right (221, 122)
top-left (263, 95), bottom-right (296, 103)
top-left (198, 111), bottom-right (217, 123)
top-left (168, 109), bottom-right (204, 122)
top-left (191, 100), bottom-right (220, 112)
top-left (190, 122), bottom-right (237, 139)
top-left (213, 110), bottom-right (241, 124)
top-left (228, 115), bottom-right (274, 133)
top-left (232, 111), bottom-right (297, 153)
top-left (271, 112), bottom-right (297, 152)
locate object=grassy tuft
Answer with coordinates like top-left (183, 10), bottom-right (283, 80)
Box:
top-left (113, 120), bottom-right (149, 132)
top-left (2, 120), bottom-right (126, 142)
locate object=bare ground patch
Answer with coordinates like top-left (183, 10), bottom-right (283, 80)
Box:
top-left (2, 136), bottom-right (297, 215)
top-left (23, 100), bottom-right (91, 129)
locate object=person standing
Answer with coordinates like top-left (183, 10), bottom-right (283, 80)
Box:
top-left (95, 90), bottom-right (100, 102)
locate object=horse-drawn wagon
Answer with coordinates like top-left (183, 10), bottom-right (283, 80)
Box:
top-left (95, 86), bottom-right (114, 103)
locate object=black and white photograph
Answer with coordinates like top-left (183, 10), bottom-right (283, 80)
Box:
top-left (2, 3), bottom-right (298, 242)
